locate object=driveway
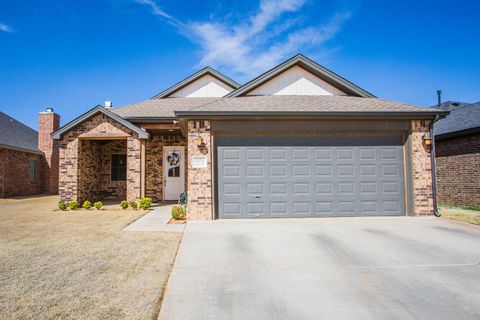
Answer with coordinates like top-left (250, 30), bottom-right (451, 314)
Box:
top-left (159, 217), bottom-right (480, 320)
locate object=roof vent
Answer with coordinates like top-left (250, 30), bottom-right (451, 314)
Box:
top-left (104, 101), bottom-right (112, 109)
top-left (45, 107), bottom-right (54, 113)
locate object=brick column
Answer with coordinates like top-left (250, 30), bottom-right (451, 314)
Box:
top-left (127, 136), bottom-right (142, 201)
top-left (411, 120), bottom-right (434, 215)
top-left (187, 121), bottom-right (213, 220)
top-left (59, 136), bottom-right (79, 202)
top-left (38, 110), bottom-right (60, 194)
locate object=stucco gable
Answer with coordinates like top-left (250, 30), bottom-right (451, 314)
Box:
top-left (152, 67), bottom-right (239, 99)
top-left (226, 54), bottom-right (375, 98)
top-left (247, 65), bottom-right (348, 96)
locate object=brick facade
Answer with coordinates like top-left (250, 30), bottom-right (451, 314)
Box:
top-left (0, 148), bottom-right (44, 198)
top-left (411, 120), bottom-right (434, 215)
top-left (145, 135), bottom-right (187, 201)
top-left (186, 121), bottom-right (213, 220)
top-left (435, 133), bottom-right (480, 207)
top-left (59, 113), bottom-right (139, 203)
top-left (56, 111), bottom-right (436, 218)
top-left (76, 140), bottom-right (127, 202)
top-left (38, 111), bottom-right (60, 194)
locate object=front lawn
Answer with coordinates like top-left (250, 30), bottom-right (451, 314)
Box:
top-left (439, 204), bottom-right (480, 226)
top-left (0, 196), bottom-right (182, 319)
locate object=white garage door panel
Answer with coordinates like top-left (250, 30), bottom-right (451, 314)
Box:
top-left (217, 146), bottom-right (405, 218)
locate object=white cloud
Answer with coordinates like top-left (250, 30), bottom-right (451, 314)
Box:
top-left (0, 23), bottom-right (13, 33)
top-left (135, 0), bottom-right (180, 25)
top-left (135, 0), bottom-right (352, 79)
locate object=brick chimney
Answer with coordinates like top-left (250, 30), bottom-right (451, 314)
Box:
top-left (38, 108), bottom-right (60, 194)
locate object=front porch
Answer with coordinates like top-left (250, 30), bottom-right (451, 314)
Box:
top-left (57, 109), bottom-right (188, 204)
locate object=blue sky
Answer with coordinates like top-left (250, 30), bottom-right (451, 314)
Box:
top-left (0, 0), bottom-right (479, 129)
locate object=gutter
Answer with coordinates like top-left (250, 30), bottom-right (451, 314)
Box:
top-left (430, 91), bottom-right (449, 217)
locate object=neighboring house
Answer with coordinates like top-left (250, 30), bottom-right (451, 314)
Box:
top-left (52, 54), bottom-right (446, 219)
top-left (434, 101), bottom-right (480, 207)
top-left (0, 110), bottom-right (60, 197)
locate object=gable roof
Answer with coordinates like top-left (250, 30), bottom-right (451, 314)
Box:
top-left (0, 111), bottom-right (40, 154)
top-left (151, 67), bottom-right (240, 99)
top-left (434, 101), bottom-right (480, 139)
top-left (52, 105), bottom-right (149, 140)
top-left (226, 54), bottom-right (375, 98)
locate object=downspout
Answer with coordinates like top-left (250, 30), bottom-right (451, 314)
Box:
top-left (430, 90), bottom-right (443, 217)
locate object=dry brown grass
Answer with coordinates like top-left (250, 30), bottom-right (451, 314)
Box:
top-left (440, 206), bottom-right (480, 226)
top-left (0, 196), bottom-right (182, 319)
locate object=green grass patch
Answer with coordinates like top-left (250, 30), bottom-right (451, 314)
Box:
top-left (439, 203), bottom-right (480, 212)
top-left (439, 205), bottom-right (480, 226)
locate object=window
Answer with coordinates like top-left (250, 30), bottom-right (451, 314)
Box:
top-left (111, 154), bottom-right (127, 181)
top-left (29, 160), bottom-right (37, 182)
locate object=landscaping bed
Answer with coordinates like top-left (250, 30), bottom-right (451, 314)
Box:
top-left (0, 196), bottom-right (182, 319)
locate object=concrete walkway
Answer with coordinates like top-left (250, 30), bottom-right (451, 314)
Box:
top-left (159, 217), bottom-right (480, 320)
top-left (123, 204), bottom-right (184, 232)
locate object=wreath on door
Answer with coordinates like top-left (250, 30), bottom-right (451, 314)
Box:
top-left (167, 151), bottom-right (180, 167)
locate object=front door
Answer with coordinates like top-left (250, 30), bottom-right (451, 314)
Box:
top-left (163, 146), bottom-right (185, 201)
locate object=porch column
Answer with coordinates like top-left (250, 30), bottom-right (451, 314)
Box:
top-left (59, 137), bottom-right (79, 202)
top-left (140, 140), bottom-right (146, 198)
top-left (127, 136), bottom-right (142, 201)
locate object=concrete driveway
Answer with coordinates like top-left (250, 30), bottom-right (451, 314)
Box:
top-left (159, 217), bottom-right (480, 320)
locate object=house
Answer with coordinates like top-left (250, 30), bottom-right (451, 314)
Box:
top-left (0, 109), bottom-right (60, 198)
top-left (434, 101), bottom-right (480, 207)
top-left (52, 54), bottom-right (446, 219)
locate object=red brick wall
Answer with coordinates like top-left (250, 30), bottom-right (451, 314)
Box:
top-left (0, 148), bottom-right (44, 198)
top-left (38, 111), bottom-right (60, 194)
top-left (435, 133), bottom-right (480, 207)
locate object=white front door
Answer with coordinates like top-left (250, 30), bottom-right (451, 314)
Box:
top-left (163, 146), bottom-right (185, 200)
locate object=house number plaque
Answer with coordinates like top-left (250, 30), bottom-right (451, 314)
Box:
top-left (191, 156), bottom-right (208, 168)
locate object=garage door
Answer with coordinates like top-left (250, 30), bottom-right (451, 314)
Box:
top-left (216, 135), bottom-right (406, 218)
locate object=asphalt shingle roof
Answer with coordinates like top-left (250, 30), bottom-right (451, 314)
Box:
top-left (0, 111), bottom-right (39, 152)
top-left (112, 95), bottom-right (442, 118)
top-left (434, 102), bottom-right (480, 137)
top-left (112, 97), bottom-right (220, 118)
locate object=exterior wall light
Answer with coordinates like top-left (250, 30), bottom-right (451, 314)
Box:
top-left (422, 132), bottom-right (432, 146)
top-left (195, 134), bottom-right (205, 146)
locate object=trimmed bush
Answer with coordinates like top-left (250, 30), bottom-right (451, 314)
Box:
top-left (69, 201), bottom-right (79, 210)
top-left (171, 206), bottom-right (186, 220)
top-left (129, 201), bottom-right (138, 210)
top-left (120, 200), bottom-right (129, 209)
top-left (94, 201), bottom-right (103, 210)
top-left (140, 197), bottom-right (153, 210)
top-left (58, 203), bottom-right (68, 211)
top-left (82, 200), bottom-right (92, 210)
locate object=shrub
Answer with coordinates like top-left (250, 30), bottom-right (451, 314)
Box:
top-left (69, 201), bottom-right (79, 210)
top-left (129, 201), bottom-right (138, 210)
top-left (82, 200), bottom-right (92, 210)
top-left (120, 200), bottom-right (129, 209)
top-left (171, 206), bottom-right (186, 220)
top-left (140, 197), bottom-right (153, 210)
top-left (94, 201), bottom-right (103, 210)
top-left (58, 203), bottom-right (68, 211)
